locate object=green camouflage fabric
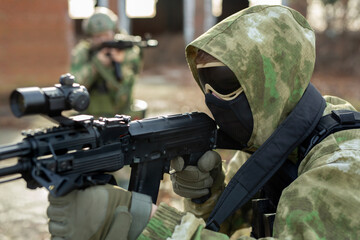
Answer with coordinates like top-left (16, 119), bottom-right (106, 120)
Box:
top-left (273, 95), bottom-right (360, 239)
top-left (139, 5), bottom-right (360, 240)
top-left (186, 5), bottom-right (315, 149)
top-left (70, 39), bottom-right (142, 117)
top-left (82, 7), bottom-right (118, 35)
top-left (139, 203), bottom-right (230, 240)
top-left (138, 203), bottom-right (185, 240)
top-left (182, 151), bottom-right (252, 236)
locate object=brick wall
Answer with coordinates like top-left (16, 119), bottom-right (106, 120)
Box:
top-left (0, 0), bottom-right (74, 97)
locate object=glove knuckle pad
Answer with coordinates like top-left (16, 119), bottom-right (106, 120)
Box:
top-left (198, 151), bottom-right (221, 172)
top-left (48, 220), bottom-right (68, 237)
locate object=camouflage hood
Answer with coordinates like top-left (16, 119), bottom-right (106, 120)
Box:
top-left (186, 5), bottom-right (316, 149)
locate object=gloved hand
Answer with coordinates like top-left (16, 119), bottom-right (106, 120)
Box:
top-left (47, 184), bottom-right (153, 240)
top-left (170, 150), bottom-right (224, 199)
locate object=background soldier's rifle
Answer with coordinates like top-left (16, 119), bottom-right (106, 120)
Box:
top-left (90, 34), bottom-right (158, 81)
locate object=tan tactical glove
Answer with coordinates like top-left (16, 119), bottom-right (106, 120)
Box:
top-left (47, 184), bottom-right (152, 240)
top-left (170, 150), bottom-right (224, 200)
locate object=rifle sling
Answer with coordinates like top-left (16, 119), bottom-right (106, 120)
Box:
top-left (206, 83), bottom-right (326, 231)
top-left (299, 109), bottom-right (360, 158)
top-left (258, 109), bottom-right (360, 237)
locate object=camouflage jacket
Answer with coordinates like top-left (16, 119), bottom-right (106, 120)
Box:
top-left (138, 5), bottom-right (360, 240)
top-left (70, 39), bottom-right (142, 117)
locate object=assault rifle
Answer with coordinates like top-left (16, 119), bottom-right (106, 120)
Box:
top-left (0, 74), bottom-right (236, 203)
top-left (91, 33), bottom-right (158, 53)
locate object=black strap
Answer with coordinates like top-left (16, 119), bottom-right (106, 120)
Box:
top-left (206, 83), bottom-right (326, 231)
top-left (299, 109), bottom-right (360, 158)
top-left (250, 109), bottom-right (360, 238)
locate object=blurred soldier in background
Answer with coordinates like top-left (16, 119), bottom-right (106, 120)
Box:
top-left (70, 6), bottom-right (145, 191)
top-left (70, 7), bottom-right (143, 118)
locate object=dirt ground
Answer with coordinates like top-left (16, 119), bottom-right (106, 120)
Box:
top-left (0, 64), bottom-right (359, 239)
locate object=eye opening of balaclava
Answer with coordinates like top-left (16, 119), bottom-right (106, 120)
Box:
top-left (196, 50), bottom-right (254, 148)
top-left (197, 62), bottom-right (242, 100)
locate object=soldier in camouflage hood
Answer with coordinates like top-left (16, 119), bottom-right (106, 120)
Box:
top-left (46, 5), bottom-right (360, 240)
top-left (70, 7), bottom-right (142, 117)
top-left (170, 4), bottom-right (360, 239)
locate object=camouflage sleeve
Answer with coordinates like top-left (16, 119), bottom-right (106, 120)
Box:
top-left (233, 131), bottom-right (360, 240)
top-left (183, 151), bottom-right (253, 237)
top-left (224, 151), bottom-right (253, 236)
top-left (114, 45), bottom-right (142, 108)
top-left (272, 131), bottom-right (360, 239)
top-left (225, 151), bottom-right (250, 183)
top-left (138, 203), bottom-right (230, 240)
top-left (70, 40), bottom-right (96, 87)
top-left (182, 162), bottom-right (225, 224)
top-left (124, 45), bottom-right (143, 75)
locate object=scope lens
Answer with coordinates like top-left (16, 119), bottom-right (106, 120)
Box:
top-left (10, 91), bottom-right (25, 117)
top-left (10, 87), bottom-right (46, 117)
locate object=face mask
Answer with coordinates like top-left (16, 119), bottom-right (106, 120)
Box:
top-left (205, 92), bottom-right (253, 147)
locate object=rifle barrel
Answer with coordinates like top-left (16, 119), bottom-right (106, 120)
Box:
top-left (0, 141), bottom-right (31, 160)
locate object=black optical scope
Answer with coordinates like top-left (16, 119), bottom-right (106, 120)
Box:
top-left (10, 73), bottom-right (90, 118)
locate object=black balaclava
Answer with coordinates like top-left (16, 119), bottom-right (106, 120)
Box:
top-left (198, 65), bottom-right (253, 147)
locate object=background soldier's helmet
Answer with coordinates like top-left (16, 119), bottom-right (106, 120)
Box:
top-left (82, 7), bottom-right (118, 35)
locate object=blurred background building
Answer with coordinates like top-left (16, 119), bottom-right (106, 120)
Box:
top-left (0, 0), bottom-right (247, 98)
top-left (0, 0), bottom-right (359, 101)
